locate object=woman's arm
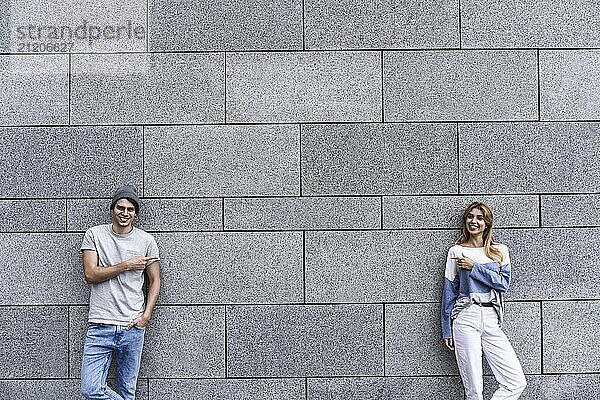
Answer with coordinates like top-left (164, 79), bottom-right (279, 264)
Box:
top-left (456, 246), bottom-right (511, 293)
top-left (441, 249), bottom-right (460, 343)
top-left (469, 262), bottom-right (511, 293)
top-left (441, 277), bottom-right (460, 338)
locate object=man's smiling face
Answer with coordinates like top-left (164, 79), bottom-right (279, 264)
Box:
top-left (111, 198), bottom-right (137, 231)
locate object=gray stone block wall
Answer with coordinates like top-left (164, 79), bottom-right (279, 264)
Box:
top-left (383, 50), bottom-right (538, 121)
top-left (71, 53), bottom-right (225, 125)
top-left (1, 0), bottom-right (598, 398)
top-left (0, 55), bottom-right (69, 125)
top-left (226, 51), bottom-right (382, 123)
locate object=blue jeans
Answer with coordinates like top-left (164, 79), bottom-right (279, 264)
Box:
top-left (81, 323), bottom-right (145, 400)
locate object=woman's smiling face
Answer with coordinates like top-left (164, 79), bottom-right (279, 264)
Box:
top-left (465, 207), bottom-right (487, 236)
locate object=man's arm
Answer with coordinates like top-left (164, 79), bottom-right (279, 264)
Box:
top-left (82, 249), bottom-right (152, 284)
top-left (128, 261), bottom-right (161, 329)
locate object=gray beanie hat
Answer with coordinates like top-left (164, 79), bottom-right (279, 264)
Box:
top-left (110, 185), bottom-right (140, 213)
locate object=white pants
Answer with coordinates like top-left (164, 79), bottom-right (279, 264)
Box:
top-left (453, 305), bottom-right (527, 400)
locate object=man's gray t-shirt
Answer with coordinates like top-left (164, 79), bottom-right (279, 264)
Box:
top-left (81, 224), bottom-right (159, 325)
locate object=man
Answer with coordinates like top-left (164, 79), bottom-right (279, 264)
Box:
top-left (80, 185), bottom-right (160, 400)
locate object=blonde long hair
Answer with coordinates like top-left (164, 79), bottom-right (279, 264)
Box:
top-left (457, 202), bottom-right (503, 264)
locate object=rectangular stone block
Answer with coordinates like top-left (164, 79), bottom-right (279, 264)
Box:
top-left (461, 0), bottom-right (600, 48)
top-left (386, 302), bottom-right (539, 376)
top-left (4, 0), bottom-right (146, 53)
top-left (385, 303), bottom-right (459, 376)
top-left (144, 125), bottom-right (299, 197)
top-left (383, 195), bottom-right (539, 229)
top-left (226, 51), bottom-right (381, 123)
top-left (541, 195), bottom-right (600, 227)
top-left (384, 50), bottom-right (538, 121)
top-left (0, 234), bottom-right (88, 304)
top-left (0, 200), bottom-right (66, 232)
top-left (155, 232), bottom-right (302, 304)
top-left (67, 198), bottom-right (222, 232)
top-left (150, 0), bottom-right (302, 51)
top-left (141, 306), bottom-right (225, 378)
top-left (71, 53), bottom-right (224, 124)
top-left (543, 301), bottom-right (600, 373)
top-left (307, 377), bottom-right (464, 399)
top-left (0, 307), bottom-right (68, 378)
top-left (0, 55), bottom-right (68, 125)
top-left (459, 122), bottom-right (600, 193)
top-left (227, 304), bottom-right (384, 377)
top-left (302, 123), bottom-right (457, 195)
top-left (70, 306), bottom-right (225, 378)
top-left (540, 51), bottom-right (600, 121)
top-left (0, 380), bottom-right (81, 400)
top-left (0, 126), bottom-right (142, 198)
top-left (485, 374), bottom-right (600, 400)
top-left (149, 378), bottom-right (304, 400)
top-left (498, 229), bottom-right (600, 300)
top-left (306, 230), bottom-right (455, 303)
top-left (305, 0), bottom-right (458, 50)
top-left (0, 379), bottom-right (148, 400)
top-left (224, 197), bottom-right (380, 230)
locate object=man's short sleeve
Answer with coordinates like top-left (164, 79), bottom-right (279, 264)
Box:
top-left (147, 236), bottom-right (159, 259)
top-left (81, 228), bottom-right (97, 251)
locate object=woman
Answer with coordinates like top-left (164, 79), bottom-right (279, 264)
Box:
top-left (441, 202), bottom-right (526, 399)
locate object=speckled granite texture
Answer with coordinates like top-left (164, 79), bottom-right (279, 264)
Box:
top-left (0, 55), bottom-right (69, 125)
top-left (498, 228), bottom-right (600, 300)
top-left (226, 304), bottom-right (384, 377)
top-left (0, 234), bottom-right (88, 304)
top-left (305, 230), bottom-right (455, 302)
top-left (541, 194), bottom-right (600, 227)
top-left (1, 0), bottom-right (599, 397)
top-left (149, 378), bottom-right (305, 400)
top-left (302, 123), bottom-right (457, 195)
top-left (307, 377), bottom-right (465, 400)
top-left (0, 307), bottom-right (69, 378)
top-left (383, 50), bottom-right (538, 121)
top-left (461, 0), bottom-right (600, 49)
top-left (71, 53), bottom-right (225, 124)
top-left (542, 301), bottom-right (600, 373)
top-left (304, 0), bottom-right (458, 50)
top-left (4, 0), bottom-right (147, 53)
top-left (0, 379), bottom-right (148, 399)
top-left (226, 51), bottom-right (382, 123)
top-left (386, 302), bottom-right (539, 376)
top-left (150, 0), bottom-right (302, 51)
top-left (144, 124), bottom-right (300, 196)
top-left (0, 200), bottom-right (66, 232)
top-left (69, 305), bottom-right (225, 378)
top-left (459, 122), bottom-right (600, 193)
top-left (224, 196), bottom-right (381, 230)
top-left (154, 232), bottom-right (303, 304)
top-left (540, 51), bottom-right (600, 121)
top-left (489, 374), bottom-right (600, 399)
top-left (0, 126), bottom-right (143, 197)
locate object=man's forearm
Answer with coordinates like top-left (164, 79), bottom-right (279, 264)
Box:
top-left (83, 263), bottom-right (127, 284)
top-left (83, 255), bottom-right (151, 284)
top-left (143, 276), bottom-right (161, 320)
top-left (125, 267), bottom-right (160, 330)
